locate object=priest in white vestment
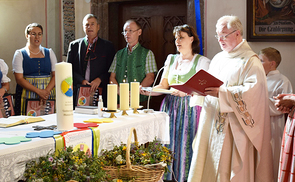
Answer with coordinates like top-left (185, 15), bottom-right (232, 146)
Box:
top-left (188, 15), bottom-right (274, 182)
top-left (258, 47), bottom-right (293, 181)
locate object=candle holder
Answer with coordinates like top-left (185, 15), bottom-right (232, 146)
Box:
top-left (132, 107), bottom-right (139, 114)
top-left (109, 112), bottom-right (117, 118)
top-left (121, 110), bottom-right (128, 116)
top-left (131, 106), bottom-right (143, 114)
top-left (103, 110), bottom-right (119, 118)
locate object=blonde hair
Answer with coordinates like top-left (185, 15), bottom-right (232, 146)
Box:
top-left (259, 47), bottom-right (281, 68)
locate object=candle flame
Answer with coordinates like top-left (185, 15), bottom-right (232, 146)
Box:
top-left (134, 79), bottom-right (137, 82)
top-left (110, 81), bottom-right (113, 84)
top-left (123, 79), bottom-right (126, 83)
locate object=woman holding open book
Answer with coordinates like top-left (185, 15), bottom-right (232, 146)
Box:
top-left (141, 24), bottom-right (210, 182)
top-left (12, 23), bottom-right (57, 115)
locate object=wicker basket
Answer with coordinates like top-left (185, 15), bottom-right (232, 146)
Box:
top-left (103, 127), bottom-right (165, 181)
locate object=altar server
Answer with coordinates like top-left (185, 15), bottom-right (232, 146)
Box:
top-left (259, 47), bottom-right (292, 181)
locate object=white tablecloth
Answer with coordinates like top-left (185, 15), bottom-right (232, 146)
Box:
top-left (0, 110), bottom-right (169, 182)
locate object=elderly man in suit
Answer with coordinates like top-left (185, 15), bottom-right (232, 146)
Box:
top-left (67, 14), bottom-right (116, 107)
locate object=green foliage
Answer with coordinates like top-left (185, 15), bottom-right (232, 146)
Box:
top-left (24, 146), bottom-right (109, 182)
top-left (24, 138), bottom-right (173, 182)
top-left (99, 137), bottom-right (173, 168)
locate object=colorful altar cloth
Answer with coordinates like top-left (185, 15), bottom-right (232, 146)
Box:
top-left (0, 110), bottom-right (169, 181)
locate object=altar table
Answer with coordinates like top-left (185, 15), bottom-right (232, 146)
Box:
top-left (0, 110), bottom-right (169, 182)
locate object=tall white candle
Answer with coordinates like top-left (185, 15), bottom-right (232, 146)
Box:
top-left (120, 82), bottom-right (129, 110)
top-left (107, 83), bottom-right (117, 110)
top-left (55, 62), bottom-right (73, 131)
top-left (130, 81), bottom-right (139, 108)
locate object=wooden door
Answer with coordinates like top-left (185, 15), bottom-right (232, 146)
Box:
top-left (109, 0), bottom-right (187, 110)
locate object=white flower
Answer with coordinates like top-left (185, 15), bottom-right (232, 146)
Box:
top-left (115, 155), bottom-right (123, 164)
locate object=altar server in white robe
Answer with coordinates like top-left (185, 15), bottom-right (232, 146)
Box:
top-left (258, 47), bottom-right (292, 180)
top-left (188, 15), bottom-right (274, 182)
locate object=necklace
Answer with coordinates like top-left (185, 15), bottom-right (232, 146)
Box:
top-left (29, 49), bottom-right (41, 55)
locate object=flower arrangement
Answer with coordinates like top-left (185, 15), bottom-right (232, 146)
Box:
top-left (99, 137), bottom-right (173, 170)
top-left (24, 146), bottom-right (109, 182)
top-left (23, 137), bottom-right (172, 182)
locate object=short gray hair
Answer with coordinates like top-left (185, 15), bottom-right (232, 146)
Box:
top-left (216, 15), bottom-right (243, 36)
top-left (82, 14), bottom-right (98, 25)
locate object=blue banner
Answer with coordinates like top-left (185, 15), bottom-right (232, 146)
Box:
top-left (195, 0), bottom-right (203, 55)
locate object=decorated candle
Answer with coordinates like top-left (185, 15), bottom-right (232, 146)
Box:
top-left (120, 81), bottom-right (129, 110)
top-left (55, 62), bottom-right (73, 131)
top-left (130, 81), bottom-right (139, 108)
top-left (107, 83), bottom-right (117, 110)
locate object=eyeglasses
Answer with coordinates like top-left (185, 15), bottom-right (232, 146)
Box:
top-left (215, 30), bottom-right (237, 41)
top-left (30, 32), bottom-right (43, 37)
top-left (121, 29), bottom-right (140, 35)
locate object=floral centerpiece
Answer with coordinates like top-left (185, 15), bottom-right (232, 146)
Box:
top-left (98, 136), bottom-right (173, 181)
top-left (24, 146), bottom-right (109, 182)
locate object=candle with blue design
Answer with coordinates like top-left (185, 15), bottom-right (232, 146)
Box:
top-left (55, 62), bottom-right (73, 131)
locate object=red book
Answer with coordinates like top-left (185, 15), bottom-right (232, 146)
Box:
top-left (170, 69), bottom-right (223, 96)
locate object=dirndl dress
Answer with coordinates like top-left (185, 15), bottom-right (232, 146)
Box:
top-left (162, 54), bottom-right (203, 182)
top-left (161, 95), bottom-right (201, 181)
top-left (14, 48), bottom-right (55, 115)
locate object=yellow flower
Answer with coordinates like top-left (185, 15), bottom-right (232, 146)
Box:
top-left (161, 155), bottom-right (167, 161)
top-left (117, 179), bottom-right (123, 182)
top-left (142, 152), bottom-right (147, 156)
top-left (122, 146), bottom-right (127, 151)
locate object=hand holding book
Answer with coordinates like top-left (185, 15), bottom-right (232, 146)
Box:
top-left (170, 69), bottom-right (223, 96)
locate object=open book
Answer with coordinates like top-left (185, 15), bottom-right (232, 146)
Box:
top-left (0, 116), bottom-right (45, 128)
top-left (170, 69), bottom-right (223, 96)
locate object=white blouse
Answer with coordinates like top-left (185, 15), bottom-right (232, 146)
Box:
top-left (12, 45), bottom-right (57, 74)
top-left (161, 54), bottom-right (211, 80)
top-left (0, 59), bottom-right (11, 83)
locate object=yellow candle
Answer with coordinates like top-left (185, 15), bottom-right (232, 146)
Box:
top-left (120, 82), bottom-right (129, 110)
top-left (130, 81), bottom-right (139, 108)
top-left (55, 62), bottom-right (73, 131)
top-left (107, 83), bottom-right (117, 110)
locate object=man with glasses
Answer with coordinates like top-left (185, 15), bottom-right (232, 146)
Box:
top-left (188, 15), bottom-right (274, 182)
top-left (67, 14), bottom-right (116, 107)
top-left (109, 19), bottom-right (157, 106)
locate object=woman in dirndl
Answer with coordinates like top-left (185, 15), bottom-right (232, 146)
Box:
top-left (12, 23), bottom-right (57, 115)
top-left (141, 24), bottom-right (210, 182)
